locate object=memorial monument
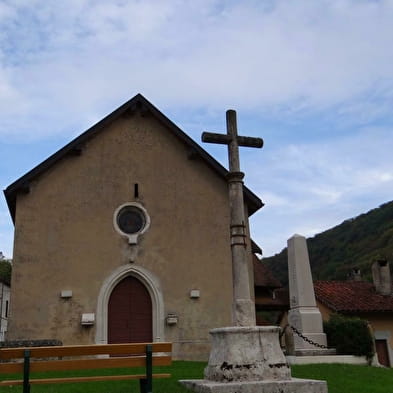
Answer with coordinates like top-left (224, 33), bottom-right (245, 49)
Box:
top-left (180, 112), bottom-right (328, 393)
top-left (287, 234), bottom-right (329, 354)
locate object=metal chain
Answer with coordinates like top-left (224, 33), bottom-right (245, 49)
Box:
top-left (280, 324), bottom-right (329, 349)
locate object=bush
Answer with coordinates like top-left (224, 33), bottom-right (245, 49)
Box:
top-left (324, 314), bottom-right (374, 359)
top-left (0, 260), bottom-right (11, 286)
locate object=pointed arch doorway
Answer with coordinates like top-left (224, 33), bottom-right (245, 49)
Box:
top-left (95, 265), bottom-right (165, 345)
top-left (108, 276), bottom-right (152, 343)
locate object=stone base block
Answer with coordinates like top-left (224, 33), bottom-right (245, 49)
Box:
top-left (204, 326), bottom-right (291, 381)
top-left (179, 378), bottom-right (328, 393)
top-left (288, 308), bottom-right (325, 334)
top-left (286, 354), bottom-right (372, 366)
top-left (294, 348), bottom-right (336, 357)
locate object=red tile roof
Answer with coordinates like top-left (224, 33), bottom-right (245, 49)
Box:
top-left (314, 281), bottom-right (393, 313)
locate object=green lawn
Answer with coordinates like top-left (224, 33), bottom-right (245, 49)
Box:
top-left (292, 363), bottom-right (393, 393)
top-left (0, 362), bottom-right (392, 393)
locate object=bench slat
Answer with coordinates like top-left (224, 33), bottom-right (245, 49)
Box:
top-left (0, 373), bottom-right (171, 386)
top-left (0, 355), bottom-right (171, 373)
top-left (0, 342), bottom-right (172, 360)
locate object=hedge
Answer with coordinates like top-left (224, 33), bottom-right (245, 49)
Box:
top-left (324, 314), bottom-right (375, 359)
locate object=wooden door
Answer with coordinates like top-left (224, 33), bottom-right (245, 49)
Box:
top-left (375, 339), bottom-right (390, 367)
top-left (108, 276), bottom-right (152, 343)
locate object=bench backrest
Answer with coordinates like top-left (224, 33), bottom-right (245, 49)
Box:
top-left (0, 342), bottom-right (172, 374)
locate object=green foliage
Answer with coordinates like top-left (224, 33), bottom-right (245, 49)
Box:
top-left (0, 259), bottom-right (11, 286)
top-left (323, 314), bottom-right (375, 358)
top-left (263, 200), bottom-right (393, 284)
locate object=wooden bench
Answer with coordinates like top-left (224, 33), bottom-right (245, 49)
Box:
top-left (0, 342), bottom-right (172, 393)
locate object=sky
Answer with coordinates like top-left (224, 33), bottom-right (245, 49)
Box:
top-left (1, 0), bottom-right (393, 259)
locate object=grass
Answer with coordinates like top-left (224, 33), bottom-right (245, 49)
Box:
top-left (292, 363), bottom-right (393, 393)
top-left (0, 361), bottom-right (205, 393)
top-left (0, 362), bottom-right (393, 392)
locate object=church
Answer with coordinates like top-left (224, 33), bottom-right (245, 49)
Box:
top-left (4, 94), bottom-right (263, 360)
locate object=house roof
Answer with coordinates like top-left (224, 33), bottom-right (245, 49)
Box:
top-left (255, 288), bottom-right (289, 309)
top-left (4, 94), bottom-right (263, 223)
top-left (253, 256), bottom-right (282, 288)
top-left (251, 240), bottom-right (262, 255)
top-left (314, 280), bottom-right (393, 313)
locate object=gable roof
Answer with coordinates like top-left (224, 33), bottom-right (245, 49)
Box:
top-left (314, 280), bottom-right (393, 313)
top-left (253, 256), bottom-right (282, 288)
top-left (4, 94), bottom-right (263, 223)
top-left (251, 240), bottom-right (262, 255)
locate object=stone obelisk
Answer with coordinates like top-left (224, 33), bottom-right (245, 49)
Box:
top-left (287, 234), bottom-right (328, 353)
top-left (180, 112), bottom-right (328, 393)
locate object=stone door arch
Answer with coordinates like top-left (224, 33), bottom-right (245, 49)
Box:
top-left (96, 265), bottom-right (165, 344)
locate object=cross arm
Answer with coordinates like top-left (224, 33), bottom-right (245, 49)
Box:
top-left (237, 136), bottom-right (263, 148)
top-left (202, 132), bottom-right (231, 145)
top-left (202, 132), bottom-right (263, 148)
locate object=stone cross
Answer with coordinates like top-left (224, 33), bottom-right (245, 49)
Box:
top-left (202, 110), bottom-right (263, 326)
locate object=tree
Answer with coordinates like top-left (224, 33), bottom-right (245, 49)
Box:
top-left (0, 253), bottom-right (12, 286)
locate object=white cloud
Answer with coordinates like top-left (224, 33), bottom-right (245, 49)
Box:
top-left (260, 191), bottom-right (291, 207)
top-left (309, 188), bottom-right (342, 204)
top-left (1, 0), bottom-right (393, 140)
top-left (249, 125), bottom-right (393, 256)
top-left (1, 0), bottom-right (393, 258)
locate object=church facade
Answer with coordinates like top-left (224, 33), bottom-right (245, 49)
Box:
top-left (4, 94), bottom-right (262, 360)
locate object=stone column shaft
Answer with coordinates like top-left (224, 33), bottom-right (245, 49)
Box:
top-left (226, 110), bottom-right (255, 326)
top-left (202, 109), bottom-right (262, 326)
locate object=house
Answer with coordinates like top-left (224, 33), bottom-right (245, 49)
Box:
top-left (314, 260), bottom-right (393, 367)
top-left (3, 94), bottom-right (263, 360)
top-left (253, 256), bottom-right (288, 326)
top-left (256, 252), bottom-right (393, 366)
top-left (0, 280), bottom-right (10, 341)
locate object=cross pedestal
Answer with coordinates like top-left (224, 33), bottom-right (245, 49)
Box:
top-left (180, 110), bottom-right (328, 393)
top-left (180, 327), bottom-right (328, 393)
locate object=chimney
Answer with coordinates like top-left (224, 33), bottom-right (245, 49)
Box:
top-left (349, 268), bottom-right (362, 281)
top-left (372, 260), bottom-right (392, 296)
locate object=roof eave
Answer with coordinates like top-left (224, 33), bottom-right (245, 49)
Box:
top-left (4, 94), bottom-right (263, 223)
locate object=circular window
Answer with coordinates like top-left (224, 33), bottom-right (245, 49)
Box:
top-left (117, 206), bottom-right (146, 234)
top-left (113, 203), bottom-right (150, 245)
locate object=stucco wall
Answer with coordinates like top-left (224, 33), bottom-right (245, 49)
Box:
top-left (317, 302), bottom-right (332, 322)
top-left (353, 312), bottom-right (393, 366)
top-left (363, 314), bottom-right (393, 348)
top-left (8, 111), bottom-right (254, 360)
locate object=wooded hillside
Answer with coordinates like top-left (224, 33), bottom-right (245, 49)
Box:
top-left (263, 200), bottom-right (393, 286)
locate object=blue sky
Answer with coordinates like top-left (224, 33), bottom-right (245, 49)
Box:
top-left (1, 0), bottom-right (393, 258)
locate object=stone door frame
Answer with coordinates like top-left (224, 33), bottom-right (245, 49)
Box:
top-left (374, 330), bottom-right (392, 367)
top-left (95, 264), bottom-right (165, 344)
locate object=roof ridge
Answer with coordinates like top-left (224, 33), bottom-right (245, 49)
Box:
top-left (4, 94), bottom-right (263, 222)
